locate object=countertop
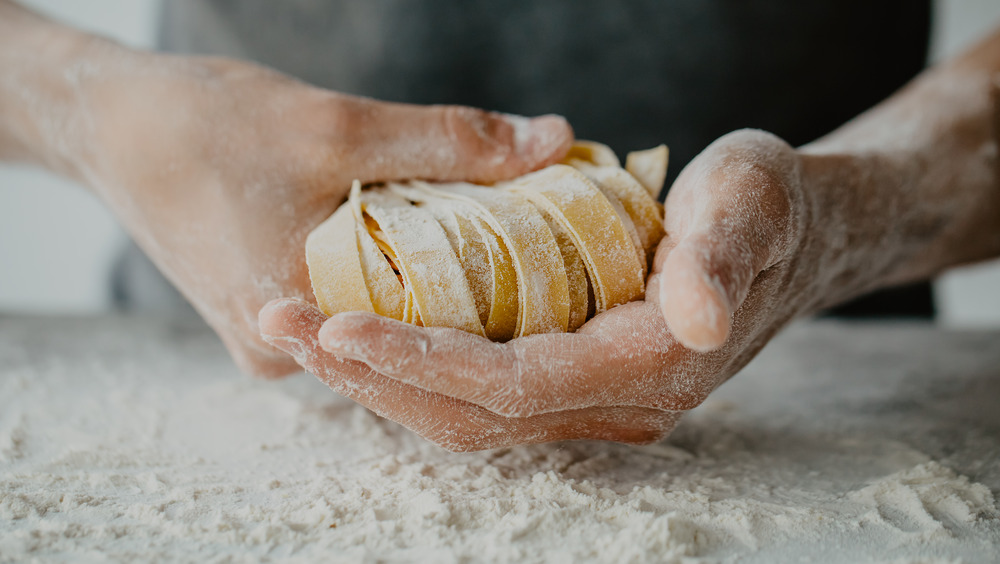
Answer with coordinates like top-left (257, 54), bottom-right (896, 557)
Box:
top-left (1, 315), bottom-right (998, 563)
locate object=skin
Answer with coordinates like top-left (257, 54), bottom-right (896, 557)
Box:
top-left (261, 28), bottom-right (1000, 451)
top-left (4, 3), bottom-right (998, 452)
top-left (0, 1), bottom-right (573, 377)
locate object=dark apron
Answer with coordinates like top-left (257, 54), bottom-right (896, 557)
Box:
top-left (114, 0), bottom-right (934, 317)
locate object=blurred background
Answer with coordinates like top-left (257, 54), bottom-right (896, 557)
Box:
top-left (2, 0), bottom-right (1000, 325)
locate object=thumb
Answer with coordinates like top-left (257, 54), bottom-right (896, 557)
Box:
top-left (656, 129), bottom-right (799, 352)
top-left (657, 232), bottom-right (763, 352)
top-left (344, 99), bottom-right (574, 184)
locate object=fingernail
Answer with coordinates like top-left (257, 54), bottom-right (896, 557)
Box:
top-left (511, 114), bottom-right (572, 163)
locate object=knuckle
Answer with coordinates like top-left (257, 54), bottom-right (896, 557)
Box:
top-left (287, 95), bottom-right (364, 175)
top-left (441, 106), bottom-right (514, 173)
top-left (718, 128), bottom-right (792, 155)
top-left (318, 94), bottom-right (367, 132)
top-left (697, 134), bottom-right (803, 268)
top-left (442, 105), bottom-right (487, 136)
top-left (313, 95), bottom-right (371, 153)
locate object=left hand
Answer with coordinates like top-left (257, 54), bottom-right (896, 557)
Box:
top-left (261, 130), bottom-right (814, 451)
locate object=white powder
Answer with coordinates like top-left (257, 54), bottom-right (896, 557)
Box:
top-left (1, 316), bottom-right (998, 563)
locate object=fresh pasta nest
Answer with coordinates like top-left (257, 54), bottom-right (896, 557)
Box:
top-left (305, 141), bottom-right (668, 341)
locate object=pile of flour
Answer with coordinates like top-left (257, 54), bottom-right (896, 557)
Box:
top-left (1, 316), bottom-right (998, 563)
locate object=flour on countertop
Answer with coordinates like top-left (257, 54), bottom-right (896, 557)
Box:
top-left (1, 316), bottom-right (999, 563)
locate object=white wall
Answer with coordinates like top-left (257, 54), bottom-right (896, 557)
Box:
top-left (1, 1), bottom-right (999, 323)
top-left (929, 0), bottom-right (1000, 328)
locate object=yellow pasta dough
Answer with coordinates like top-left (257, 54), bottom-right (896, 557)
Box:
top-left (305, 141), bottom-right (668, 341)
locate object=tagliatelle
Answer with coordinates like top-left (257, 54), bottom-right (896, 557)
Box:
top-left (360, 189), bottom-right (485, 336)
top-left (305, 202), bottom-right (374, 316)
top-left (506, 165), bottom-right (644, 315)
top-left (412, 182), bottom-right (570, 337)
top-left (624, 145), bottom-right (669, 199)
top-left (566, 159), bottom-right (666, 267)
top-left (306, 141), bottom-right (668, 341)
top-left (346, 182), bottom-right (406, 321)
top-left (535, 205), bottom-right (590, 332)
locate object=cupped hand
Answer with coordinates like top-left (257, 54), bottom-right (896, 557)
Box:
top-left (261, 129), bottom-right (817, 451)
top-left (81, 48), bottom-right (572, 377)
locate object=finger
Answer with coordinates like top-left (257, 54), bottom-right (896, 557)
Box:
top-left (658, 235), bottom-right (747, 352)
top-left (659, 130), bottom-right (798, 351)
top-left (260, 298), bottom-right (680, 451)
top-left (340, 98), bottom-right (574, 184)
top-left (653, 230), bottom-right (733, 351)
top-left (260, 298), bottom-right (493, 446)
top-left (320, 311), bottom-right (562, 417)
top-left (660, 219), bottom-right (786, 352)
top-left (318, 299), bottom-right (696, 418)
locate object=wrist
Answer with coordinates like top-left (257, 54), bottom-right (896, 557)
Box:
top-left (794, 51), bottom-right (1000, 314)
top-left (0, 3), bottom-right (138, 184)
top-left (793, 151), bottom-right (905, 312)
top-left (796, 142), bottom-right (1000, 313)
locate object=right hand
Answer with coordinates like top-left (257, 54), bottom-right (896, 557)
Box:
top-left (63, 40), bottom-right (572, 376)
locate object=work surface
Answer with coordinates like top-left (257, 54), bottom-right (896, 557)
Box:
top-left (1, 316), bottom-right (998, 563)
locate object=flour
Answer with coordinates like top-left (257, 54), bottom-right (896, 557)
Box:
top-left (1, 316), bottom-right (999, 563)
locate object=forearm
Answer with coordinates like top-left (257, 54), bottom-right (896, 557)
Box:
top-left (0, 1), bottom-right (126, 183)
top-left (799, 27), bottom-right (1000, 311)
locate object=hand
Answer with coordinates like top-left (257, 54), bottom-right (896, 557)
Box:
top-left (69, 45), bottom-right (571, 376)
top-left (261, 130), bottom-right (816, 451)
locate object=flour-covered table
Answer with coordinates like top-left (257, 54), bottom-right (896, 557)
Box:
top-left (1, 315), bottom-right (998, 563)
